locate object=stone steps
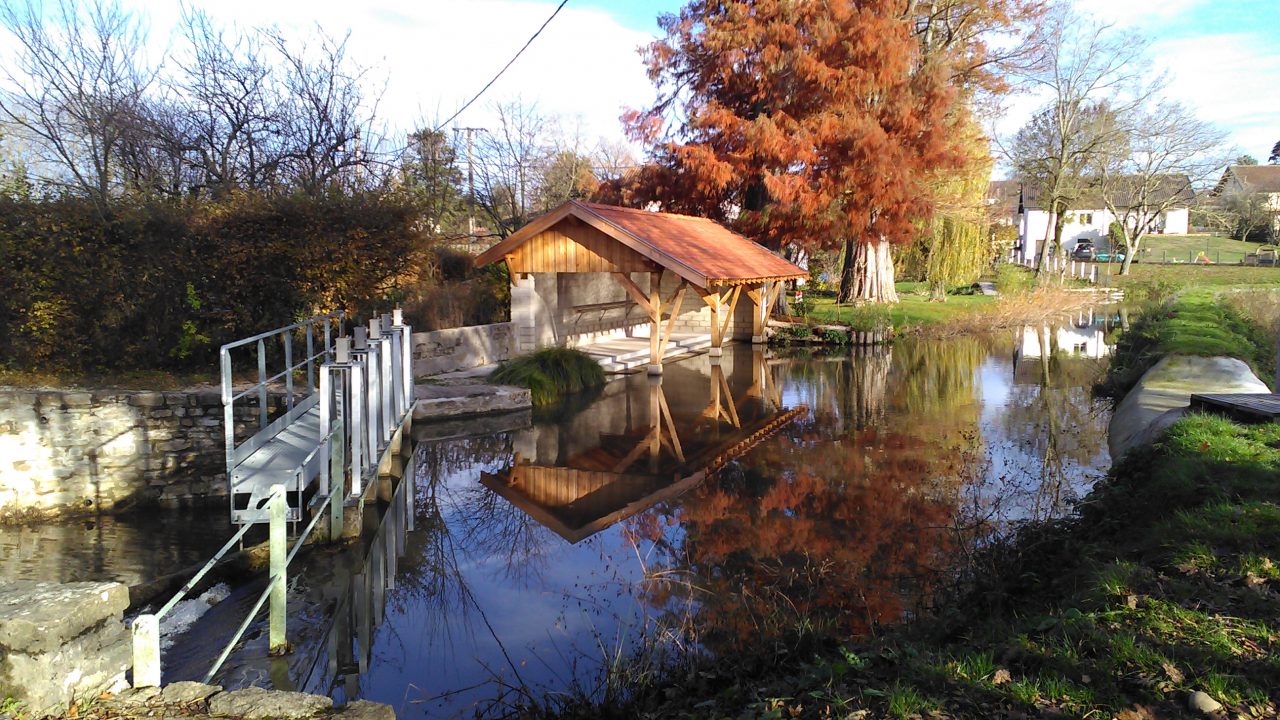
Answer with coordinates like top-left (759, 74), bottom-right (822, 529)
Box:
top-left (584, 334), bottom-right (712, 373)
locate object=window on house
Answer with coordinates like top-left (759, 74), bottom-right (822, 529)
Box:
top-left (1079, 213), bottom-right (1093, 225)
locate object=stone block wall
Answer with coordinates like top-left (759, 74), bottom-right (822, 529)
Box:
top-left (0, 387), bottom-right (297, 518)
top-left (411, 322), bottom-right (516, 377)
top-left (0, 581), bottom-right (130, 715)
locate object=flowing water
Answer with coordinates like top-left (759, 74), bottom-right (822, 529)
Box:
top-left (1, 312), bottom-right (1120, 717)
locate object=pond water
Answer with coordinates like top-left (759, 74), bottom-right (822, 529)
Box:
top-left (1, 312), bottom-right (1120, 717)
top-left (170, 313), bottom-right (1117, 717)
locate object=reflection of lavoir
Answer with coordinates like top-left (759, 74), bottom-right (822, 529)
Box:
top-left (481, 351), bottom-right (803, 543)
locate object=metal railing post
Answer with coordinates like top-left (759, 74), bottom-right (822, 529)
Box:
top-left (221, 348), bottom-right (236, 525)
top-left (283, 332), bottom-right (294, 413)
top-left (350, 361), bottom-right (365, 495)
top-left (269, 484), bottom-right (288, 654)
top-left (396, 309), bottom-right (413, 414)
top-left (306, 324), bottom-right (315, 392)
top-left (257, 339), bottom-right (268, 430)
top-left (329, 418), bottom-right (345, 542)
top-left (131, 613), bottom-right (160, 687)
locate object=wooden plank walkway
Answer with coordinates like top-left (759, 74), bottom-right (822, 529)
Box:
top-left (1189, 393), bottom-right (1280, 423)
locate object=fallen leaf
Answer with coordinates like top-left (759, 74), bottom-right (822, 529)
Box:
top-left (992, 668), bottom-right (1012, 686)
top-left (1161, 662), bottom-right (1185, 684)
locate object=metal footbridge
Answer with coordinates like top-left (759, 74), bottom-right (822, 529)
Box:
top-left (132, 308), bottom-right (417, 688)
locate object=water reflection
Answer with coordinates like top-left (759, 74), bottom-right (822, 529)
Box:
top-left (155, 321), bottom-right (1116, 718)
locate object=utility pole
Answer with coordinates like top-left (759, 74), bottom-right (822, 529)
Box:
top-left (454, 127), bottom-right (484, 243)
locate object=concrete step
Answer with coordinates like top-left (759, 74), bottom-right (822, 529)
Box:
top-left (589, 333), bottom-right (712, 373)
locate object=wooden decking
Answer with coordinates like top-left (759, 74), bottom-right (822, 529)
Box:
top-left (1189, 393), bottom-right (1280, 423)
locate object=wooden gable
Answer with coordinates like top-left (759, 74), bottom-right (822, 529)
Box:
top-left (505, 216), bottom-right (657, 274)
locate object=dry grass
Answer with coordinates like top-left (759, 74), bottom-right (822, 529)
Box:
top-left (922, 286), bottom-right (1103, 338)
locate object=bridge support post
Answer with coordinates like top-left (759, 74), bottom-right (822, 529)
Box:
top-left (269, 484), bottom-right (289, 654)
top-left (131, 613), bottom-right (160, 688)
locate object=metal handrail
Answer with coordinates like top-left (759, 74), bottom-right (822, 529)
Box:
top-left (134, 308), bottom-right (416, 689)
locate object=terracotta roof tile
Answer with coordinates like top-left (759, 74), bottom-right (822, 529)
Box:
top-left (573, 201), bottom-right (805, 286)
top-left (476, 200), bottom-right (806, 287)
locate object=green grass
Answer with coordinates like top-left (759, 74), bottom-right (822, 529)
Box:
top-left (1136, 233), bottom-right (1268, 265)
top-left (488, 347), bottom-right (605, 406)
top-left (1097, 291), bottom-right (1276, 398)
top-left (1102, 263), bottom-right (1280, 293)
top-left (807, 282), bottom-right (998, 331)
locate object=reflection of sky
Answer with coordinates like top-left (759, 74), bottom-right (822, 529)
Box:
top-left (351, 453), bottom-right (671, 718)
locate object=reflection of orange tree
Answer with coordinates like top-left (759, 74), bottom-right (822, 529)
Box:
top-left (634, 434), bottom-right (960, 658)
top-left (629, 339), bottom-right (991, 659)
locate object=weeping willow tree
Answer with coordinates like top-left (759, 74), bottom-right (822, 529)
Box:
top-left (901, 123), bottom-right (995, 301)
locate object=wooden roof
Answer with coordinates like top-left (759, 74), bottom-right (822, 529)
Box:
top-left (475, 200), bottom-right (806, 288)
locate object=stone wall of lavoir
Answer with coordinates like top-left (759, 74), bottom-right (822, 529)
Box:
top-left (0, 386), bottom-right (295, 518)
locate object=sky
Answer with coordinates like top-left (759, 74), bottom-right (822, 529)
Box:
top-left (7, 0), bottom-right (1280, 164)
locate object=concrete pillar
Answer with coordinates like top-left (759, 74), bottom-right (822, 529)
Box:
top-left (511, 275), bottom-right (537, 354)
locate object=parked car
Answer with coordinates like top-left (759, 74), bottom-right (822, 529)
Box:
top-left (1071, 241), bottom-right (1096, 261)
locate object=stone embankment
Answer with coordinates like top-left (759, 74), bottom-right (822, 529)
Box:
top-left (0, 387), bottom-right (298, 519)
top-left (1108, 354), bottom-right (1270, 459)
top-left (0, 581), bottom-right (395, 719)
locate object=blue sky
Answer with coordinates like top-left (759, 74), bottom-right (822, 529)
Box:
top-left (5, 0), bottom-right (1276, 160)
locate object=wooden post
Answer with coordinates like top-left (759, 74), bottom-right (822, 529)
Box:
top-left (648, 270), bottom-right (663, 375)
top-left (748, 282), bottom-right (766, 344)
top-left (707, 290), bottom-right (723, 357)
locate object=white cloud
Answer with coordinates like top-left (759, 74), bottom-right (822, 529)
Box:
top-left (132, 0), bottom-right (658, 143)
top-left (1152, 33), bottom-right (1280, 157)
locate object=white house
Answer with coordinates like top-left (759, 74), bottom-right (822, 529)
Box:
top-left (1005, 177), bottom-right (1193, 264)
top-left (1212, 165), bottom-right (1280, 236)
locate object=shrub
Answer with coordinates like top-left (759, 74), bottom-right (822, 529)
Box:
top-left (0, 192), bottom-right (426, 374)
top-left (844, 304), bottom-right (892, 333)
top-left (994, 263), bottom-right (1034, 295)
top-left (489, 347), bottom-right (606, 406)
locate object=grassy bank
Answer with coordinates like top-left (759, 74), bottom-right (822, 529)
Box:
top-left (543, 292), bottom-right (1280, 719)
top-left (1098, 291), bottom-right (1276, 399)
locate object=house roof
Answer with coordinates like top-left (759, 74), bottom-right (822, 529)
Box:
top-left (474, 200), bottom-right (807, 288)
top-left (987, 180), bottom-right (1022, 216)
top-left (1225, 165), bottom-right (1280, 194)
top-left (1020, 174), bottom-right (1194, 211)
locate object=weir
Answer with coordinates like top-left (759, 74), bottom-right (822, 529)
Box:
top-left (131, 309), bottom-right (416, 689)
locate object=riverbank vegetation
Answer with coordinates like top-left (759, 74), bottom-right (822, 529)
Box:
top-left (534, 291), bottom-right (1280, 720)
top-left (1098, 291), bottom-right (1276, 399)
top-left (489, 347), bottom-right (605, 407)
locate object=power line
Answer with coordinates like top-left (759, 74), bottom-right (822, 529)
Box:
top-left (435, 0), bottom-right (569, 131)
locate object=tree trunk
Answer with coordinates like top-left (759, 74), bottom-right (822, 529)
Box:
top-left (1035, 200), bottom-right (1055, 274)
top-left (1119, 233), bottom-right (1138, 275)
top-left (838, 237), bottom-right (899, 304)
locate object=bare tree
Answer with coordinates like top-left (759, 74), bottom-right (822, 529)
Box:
top-left (268, 29), bottom-right (382, 195)
top-left (1005, 7), bottom-right (1156, 276)
top-left (172, 7), bottom-right (282, 195)
top-left (0, 0), bottom-right (156, 205)
top-left (473, 99), bottom-right (550, 236)
top-left (1098, 102), bottom-right (1228, 274)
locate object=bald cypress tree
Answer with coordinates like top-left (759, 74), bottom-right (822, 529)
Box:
top-left (618, 0), bottom-right (962, 304)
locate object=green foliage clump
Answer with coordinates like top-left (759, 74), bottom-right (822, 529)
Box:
top-left (489, 347), bottom-right (605, 407)
top-left (843, 304), bottom-right (892, 333)
top-left (994, 263), bottom-right (1034, 295)
top-left (0, 192), bottom-right (426, 374)
top-left (1099, 291), bottom-right (1275, 398)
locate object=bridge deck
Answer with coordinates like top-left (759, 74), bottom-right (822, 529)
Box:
top-left (231, 405), bottom-right (324, 523)
top-left (1189, 393), bottom-right (1280, 423)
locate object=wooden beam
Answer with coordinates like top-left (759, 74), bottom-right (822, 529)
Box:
top-left (612, 272), bottom-right (655, 317)
top-left (649, 271), bottom-right (663, 369)
top-left (657, 284), bottom-right (686, 358)
top-left (722, 285), bottom-right (742, 344)
top-left (656, 386), bottom-right (685, 463)
top-left (505, 255), bottom-right (520, 287)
